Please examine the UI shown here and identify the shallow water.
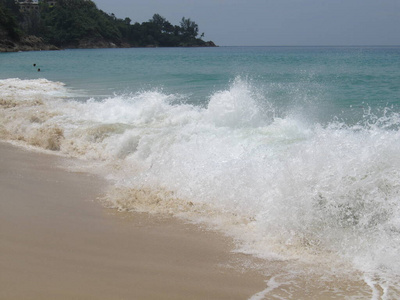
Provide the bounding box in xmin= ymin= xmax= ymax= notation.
xmin=1 ymin=47 xmax=400 ymax=299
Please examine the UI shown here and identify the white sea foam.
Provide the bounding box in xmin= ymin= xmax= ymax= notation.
xmin=248 ymin=276 xmax=283 ymax=300
xmin=1 ymin=77 xmax=400 ymax=296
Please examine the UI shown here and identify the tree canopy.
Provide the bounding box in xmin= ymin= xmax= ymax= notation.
xmin=0 ymin=0 xmax=23 ymax=40
xmin=0 ymin=0 xmax=216 ymax=49
xmin=180 ymin=17 xmax=198 ymax=38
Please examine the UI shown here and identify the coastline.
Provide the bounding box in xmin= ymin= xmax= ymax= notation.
xmin=0 ymin=43 xmax=217 ymax=53
xmin=0 ymin=35 xmax=60 ymax=53
xmin=0 ymin=141 xmax=265 ymax=300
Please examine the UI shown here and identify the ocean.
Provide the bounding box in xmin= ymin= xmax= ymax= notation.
xmin=1 ymin=46 xmax=400 ymax=299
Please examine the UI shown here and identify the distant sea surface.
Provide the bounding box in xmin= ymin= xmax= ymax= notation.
xmin=1 ymin=47 xmax=400 ymax=299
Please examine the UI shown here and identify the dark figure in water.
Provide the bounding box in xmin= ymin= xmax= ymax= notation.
xmin=33 ymin=63 xmax=36 ymax=67
xmin=37 ymin=68 xmax=40 ymax=72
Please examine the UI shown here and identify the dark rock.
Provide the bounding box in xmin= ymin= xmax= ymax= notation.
xmin=0 ymin=35 xmax=59 ymax=52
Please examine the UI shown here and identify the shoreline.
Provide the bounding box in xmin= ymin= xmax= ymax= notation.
xmin=0 ymin=141 xmax=384 ymax=299
xmin=0 ymin=44 xmax=218 ymax=53
xmin=0 ymin=36 xmax=217 ymax=53
xmin=0 ymin=141 xmax=266 ymax=299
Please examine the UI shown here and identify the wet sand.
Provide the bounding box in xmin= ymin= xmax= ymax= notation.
xmin=0 ymin=142 xmax=265 ymax=300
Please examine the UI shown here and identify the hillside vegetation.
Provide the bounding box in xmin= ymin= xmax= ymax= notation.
xmin=0 ymin=0 xmax=216 ymax=51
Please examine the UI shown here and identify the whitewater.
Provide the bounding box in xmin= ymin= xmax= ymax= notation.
xmin=1 ymin=46 xmax=400 ymax=299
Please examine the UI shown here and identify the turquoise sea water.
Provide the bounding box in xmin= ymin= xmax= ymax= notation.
xmin=2 ymin=47 xmax=399 ymax=119
xmin=1 ymin=47 xmax=400 ymax=298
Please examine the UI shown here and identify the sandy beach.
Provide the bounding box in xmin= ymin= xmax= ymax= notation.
xmin=0 ymin=141 xmax=265 ymax=300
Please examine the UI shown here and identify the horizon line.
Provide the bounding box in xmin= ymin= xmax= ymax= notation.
xmin=218 ymin=45 xmax=400 ymax=47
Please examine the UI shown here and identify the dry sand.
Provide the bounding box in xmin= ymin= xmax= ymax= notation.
xmin=0 ymin=142 xmax=266 ymax=300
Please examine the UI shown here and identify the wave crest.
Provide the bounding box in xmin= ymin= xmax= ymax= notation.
xmin=1 ymin=77 xmax=400 ymax=291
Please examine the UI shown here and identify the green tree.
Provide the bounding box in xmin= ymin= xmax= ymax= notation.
xmin=1 ymin=0 xmax=215 ymax=50
xmin=40 ymin=0 xmax=122 ymax=46
xmin=150 ymin=13 xmax=174 ymax=34
xmin=0 ymin=0 xmax=22 ymax=40
xmin=180 ymin=17 xmax=198 ymax=38
xmin=124 ymin=17 xmax=131 ymax=25
xmin=150 ymin=14 xmax=165 ymax=28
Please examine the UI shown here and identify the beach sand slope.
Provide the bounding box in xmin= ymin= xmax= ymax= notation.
xmin=0 ymin=142 xmax=265 ymax=300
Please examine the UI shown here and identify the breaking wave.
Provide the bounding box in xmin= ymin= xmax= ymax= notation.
xmin=1 ymin=77 xmax=400 ymax=297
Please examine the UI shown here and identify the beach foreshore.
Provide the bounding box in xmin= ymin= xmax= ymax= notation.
xmin=0 ymin=141 xmax=265 ymax=300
